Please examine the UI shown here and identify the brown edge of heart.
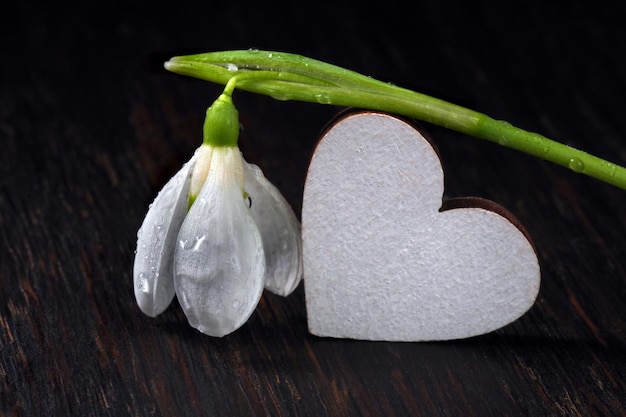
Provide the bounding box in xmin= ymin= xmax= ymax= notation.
xmin=313 ymin=109 xmax=536 ymax=249
xmin=440 ymin=197 xmax=535 ymax=248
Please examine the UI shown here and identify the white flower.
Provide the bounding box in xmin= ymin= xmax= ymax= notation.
xmin=133 ymin=94 xmax=302 ymax=337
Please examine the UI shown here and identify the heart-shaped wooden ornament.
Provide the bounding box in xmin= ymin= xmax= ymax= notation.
xmin=302 ymin=112 xmax=540 ymax=341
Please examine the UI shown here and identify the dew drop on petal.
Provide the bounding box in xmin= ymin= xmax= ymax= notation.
xmin=137 ymin=273 xmax=150 ymax=293
xmin=192 ymin=235 xmax=206 ymax=251
xmin=152 ymin=223 xmax=164 ymax=242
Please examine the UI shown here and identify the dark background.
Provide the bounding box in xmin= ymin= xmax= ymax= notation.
xmin=2 ymin=0 xmax=626 ymax=416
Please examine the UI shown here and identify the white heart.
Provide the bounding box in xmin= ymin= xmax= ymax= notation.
xmin=302 ymin=112 xmax=540 ymax=341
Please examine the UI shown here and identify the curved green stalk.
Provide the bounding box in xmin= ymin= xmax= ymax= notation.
xmin=164 ymin=49 xmax=626 ymax=190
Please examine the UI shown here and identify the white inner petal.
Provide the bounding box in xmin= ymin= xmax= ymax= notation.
xmin=174 ymin=148 xmax=265 ymax=337
xmin=189 ymin=144 xmax=214 ymax=200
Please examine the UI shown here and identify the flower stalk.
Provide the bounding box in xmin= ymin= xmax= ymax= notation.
xmin=164 ymin=49 xmax=626 ymax=190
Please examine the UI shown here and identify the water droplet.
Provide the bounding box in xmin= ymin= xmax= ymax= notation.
xmin=267 ymin=53 xmax=273 ymax=58
xmin=226 ymin=63 xmax=238 ymax=72
xmin=542 ymin=145 xmax=550 ymax=154
xmin=269 ymin=93 xmax=291 ymax=101
xmin=192 ymin=235 xmax=206 ymax=251
xmin=314 ymin=93 xmax=332 ymax=104
xmin=496 ymin=121 xmax=512 ymax=145
xmin=248 ymin=47 xmax=259 ymax=53
xmin=138 ymin=273 xmax=150 ymax=293
xmin=152 ymin=223 xmax=164 ymax=242
xmin=607 ymin=163 xmax=617 ymax=177
xmin=229 ymin=256 xmax=242 ymax=274
xmin=568 ymin=157 xmax=585 ymax=173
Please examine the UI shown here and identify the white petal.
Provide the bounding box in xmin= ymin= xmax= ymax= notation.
xmin=174 ymin=148 xmax=265 ymax=337
xmin=189 ymin=144 xmax=214 ymax=199
xmin=133 ymin=155 xmax=196 ymax=317
xmin=244 ymin=160 xmax=303 ymax=296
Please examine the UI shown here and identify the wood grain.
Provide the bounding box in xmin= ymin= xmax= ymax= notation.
xmin=1 ymin=1 xmax=625 ymax=416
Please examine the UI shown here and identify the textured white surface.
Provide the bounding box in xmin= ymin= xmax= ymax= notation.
xmin=302 ymin=113 xmax=540 ymax=341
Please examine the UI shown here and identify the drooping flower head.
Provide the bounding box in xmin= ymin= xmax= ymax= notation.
xmin=134 ymin=90 xmax=302 ymax=337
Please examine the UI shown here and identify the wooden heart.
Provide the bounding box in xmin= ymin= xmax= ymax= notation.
xmin=302 ymin=112 xmax=540 ymax=341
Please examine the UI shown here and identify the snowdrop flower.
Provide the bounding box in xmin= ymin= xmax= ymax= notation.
xmin=133 ymin=92 xmax=302 ymax=337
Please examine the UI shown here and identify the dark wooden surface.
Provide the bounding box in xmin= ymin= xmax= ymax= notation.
xmin=2 ymin=1 xmax=626 ymax=416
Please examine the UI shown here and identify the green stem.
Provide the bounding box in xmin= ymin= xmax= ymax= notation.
xmin=164 ymin=49 xmax=626 ymax=190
